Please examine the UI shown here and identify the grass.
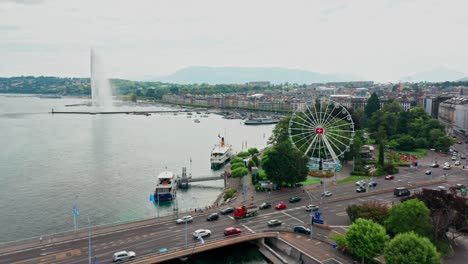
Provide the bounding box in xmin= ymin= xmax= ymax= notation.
xmin=300 ymin=178 xmax=321 ymax=185
xmin=337 ymin=175 xmax=371 ymax=185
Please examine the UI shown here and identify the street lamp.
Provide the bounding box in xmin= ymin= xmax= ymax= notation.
xmin=304 ymin=189 xmax=314 ymax=239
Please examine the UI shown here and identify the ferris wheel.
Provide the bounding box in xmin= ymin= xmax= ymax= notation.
xmin=288 ymin=98 xmax=355 ymax=171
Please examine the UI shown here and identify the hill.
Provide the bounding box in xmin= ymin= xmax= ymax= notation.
xmin=401 ymin=67 xmax=466 ymax=82
xmin=151 ymin=66 xmax=353 ymax=84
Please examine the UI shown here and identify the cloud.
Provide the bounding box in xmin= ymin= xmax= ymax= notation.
xmin=0 ymin=0 xmax=45 ymax=4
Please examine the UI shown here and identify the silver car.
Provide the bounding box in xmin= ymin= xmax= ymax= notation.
xmin=176 ymin=215 xmax=193 ymax=224
xmin=113 ymin=251 xmax=136 ymax=262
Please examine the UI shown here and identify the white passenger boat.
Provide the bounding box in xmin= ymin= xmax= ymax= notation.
xmin=210 ymin=137 xmax=233 ymax=169
xmin=154 ymin=171 xmax=176 ymax=201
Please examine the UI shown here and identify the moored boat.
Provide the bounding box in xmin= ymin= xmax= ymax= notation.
xmin=210 ymin=137 xmax=233 ymax=169
xmin=244 ymin=118 xmax=279 ymax=125
xmin=154 ymin=171 xmax=176 ymax=201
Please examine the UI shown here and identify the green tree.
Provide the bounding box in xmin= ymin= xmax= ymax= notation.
xmin=346 ymin=201 xmax=390 ymax=225
xmin=346 ymin=218 xmax=389 ymax=263
xmin=396 ymin=135 xmax=416 ymax=151
xmin=384 ymin=232 xmax=440 ymax=264
xmin=262 ymin=141 xmax=308 ymax=186
xmin=268 ymin=116 xmax=291 ymax=145
xmin=364 ymin=92 xmax=380 ymax=119
xmin=251 ymin=155 xmax=259 ymax=166
xmin=378 ymin=141 xmax=385 ymax=167
xmin=247 ymin=148 xmax=259 ymax=155
xmin=385 ymin=199 xmax=433 ymax=238
xmin=231 ymin=167 xmax=248 ymax=178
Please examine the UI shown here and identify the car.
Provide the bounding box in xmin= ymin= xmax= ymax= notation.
xmin=321 ymin=191 xmax=332 ymax=197
xmin=289 ymin=196 xmax=301 ymax=203
xmin=431 ymin=163 xmax=439 ymax=168
xmin=368 ymin=181 xmax=377 ymax=187
xmin=206 ymin=213 xmax=219 ymax=221
xmin=425 ymin=170 xmax=432 ymax=175
xmin=259 ymin=202 xmax=271 ymax=210
xmin=224 ymin=227 xmax=241 ymax=236
xmin=356 ymin=186 xmax=366 ymax=193
xmin=458 ymin=141 xmax=462 ymax=144
xmin=438 ymin=186 xmax=447 ymax=192
xmin=443 ymin=165 xmax=451 ymax=170
xmin=275 ymin=202 xmax=287 ymax=210
xmin=176 ymin=215 xmax=193 ymax=224
xmin=454 ymin=184 xmax=466 ymax=190
xmin=293 ymin=226 xmax=311 ymax=235
xmin=220 ymin=207 xmax=235 ymax=215
xmin=113 ymin=251 xmax=136 ymax=262
xmin=444 ymin=162 xmax=450 ymax=167
xmin=394 ymin=187 xmax=410 ymax=197
xmin=454 ymin=160 xmax=461 ymax=166
xmin=193 ymin=229 xmax=211 ymax=238
xmin=267 ymin=219 xmax=283 ymax=227
xmin=355 ymin=180 xmax=366 ymax=186
xmin=305 ymin=204 xmax=319 ymax=212
xmin=385 ymin=175 xmax=395 ymax=180
xmin=452 ymin=156 xmax=457 ymax=161
xmin=460 ymin=155 xmax=466 ymax=159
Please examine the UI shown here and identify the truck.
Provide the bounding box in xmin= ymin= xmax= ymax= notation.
xmin=233 ymin=205 xmax=259 ymax=219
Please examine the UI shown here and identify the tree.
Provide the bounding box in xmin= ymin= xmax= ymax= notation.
xmin=378 ymin=141 xmax=385 ymax=167
xmin=396 ymin=135 xmax=416 ymax=151
xmin=385 ymin=199 xmax=433 ymax=238
xmin=262 ymin=141 xmax=308 ymax=186
xmin=364 ymin=92 xmax=380 ymax=119
xmin=384 ymin=232 xmax=440 ymax=264
xmin=346 ymin=218 xmax=389 ymax=263
xmin=346 ymin=201 xmax=390 ymax=225
xmin=268 ymin=116 xmax=290 ymax=145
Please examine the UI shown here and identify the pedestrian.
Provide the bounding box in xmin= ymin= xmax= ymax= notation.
xmin=195 ymin=208 xmax=197 ymax=213
xmin=40 ymin=236 xmax=43 ymax=243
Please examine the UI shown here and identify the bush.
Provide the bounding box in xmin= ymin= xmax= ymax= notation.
xmin=251 ymin=155 xmax=259 ymax=166
xmin=248 ymin=148 xmax=259 ymax=155
xmin=223 ymin=188 xmax=237 ymax=201
xmin=230 ymin=157 xmax=243 ymax=164
xmin=231 ymin=167 xmax=249 ymax=178
xmin=236 ymin=151 xmax=250 ymax=158
xmin=231 ymin=162 xmax=245 ymax=170
xmin=247 ymin=159 xmax=256 ymax=171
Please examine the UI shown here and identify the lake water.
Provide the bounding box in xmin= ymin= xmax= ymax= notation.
xmin=0 ymin=95 xmax=274 ymax=243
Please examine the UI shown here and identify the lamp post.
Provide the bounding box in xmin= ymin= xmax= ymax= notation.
xmin=304 ymin=189 xmax=315 ymax=239
xmin=87 ymin=215 xmax=91 ymax=264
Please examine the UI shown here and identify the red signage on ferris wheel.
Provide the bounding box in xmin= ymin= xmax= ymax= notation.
xmin=315 ymin=127 xmax=325 ymax=134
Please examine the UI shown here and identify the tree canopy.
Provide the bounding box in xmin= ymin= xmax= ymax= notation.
xmin=346 ymin=218 xmax=390 ymax=262
xmin=364 ymin=92 xmax=380 ymax=119
xmin=384 ymin=232 xmax=440 ymax=264
xmin=385 ymin=199 xmax=433 ymax=238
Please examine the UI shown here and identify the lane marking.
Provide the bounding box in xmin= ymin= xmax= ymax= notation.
xmin=241 ymin=224 xmax=256 ymax=233
xmin=281 ymin=211 xmax=305 ymax=223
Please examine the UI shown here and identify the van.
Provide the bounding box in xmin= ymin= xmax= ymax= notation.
xmin=394 ymin=187 xmax=410 ymax=197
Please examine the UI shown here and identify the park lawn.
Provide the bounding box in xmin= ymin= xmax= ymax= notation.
xmin=337 ymin=175 xmax=371 ymax=185
xmin=300 ymin=178 xmax=321 ymax=185
xmin=395 ymin=149 xmax=427 ymax=155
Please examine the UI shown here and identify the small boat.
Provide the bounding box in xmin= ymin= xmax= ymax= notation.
xmin=210 ymin=137 xmax=233 ymax=170
xmin=194 ymin=119 xmax=200 ymax=123
xmin=244 ymin=118 xmax=279 ymax=125
xmin=154 ymin=171 xmax=176 ymax=201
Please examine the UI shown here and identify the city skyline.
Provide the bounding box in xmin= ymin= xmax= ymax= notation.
xmin=1 ymin=0 xmax=468 ymax=82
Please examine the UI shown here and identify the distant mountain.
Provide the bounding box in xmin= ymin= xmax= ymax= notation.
xmin=147 ymin=66 xmax=357 ymax=84
xmin=458 ymin=77 xmax=468 ymax=82
xmin=401 ymin=67 xmax=466 ymax=82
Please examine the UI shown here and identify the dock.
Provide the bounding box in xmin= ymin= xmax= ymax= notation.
xmin=50 ymin=109 xmax=206 ymax=115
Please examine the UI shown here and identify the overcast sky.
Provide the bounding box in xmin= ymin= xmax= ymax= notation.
xmin=1 ymin=0 xmax=468 ymax=81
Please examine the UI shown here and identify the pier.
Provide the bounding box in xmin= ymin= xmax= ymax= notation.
xmin=176 ymin=168 xmax=227 ymax=189
xmin=50 ymin=109 xmax=208 ymax=115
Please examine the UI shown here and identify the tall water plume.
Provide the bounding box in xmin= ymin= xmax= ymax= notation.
xmin=90 ymin=49 xmax=114 ymax=110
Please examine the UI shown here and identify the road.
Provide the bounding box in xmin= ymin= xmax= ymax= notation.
xmin=2 ymin=145 xmax=466 ymax=263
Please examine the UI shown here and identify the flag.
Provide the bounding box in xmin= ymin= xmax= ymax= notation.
xmin=197 ymin=234 xmax=204 ymax=244
xmin=73 ymin=205 xmax=80 ymax=217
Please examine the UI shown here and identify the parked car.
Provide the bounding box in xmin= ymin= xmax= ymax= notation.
xmin=193 ymin=229 xmax=211 ymax=238
xmin=368 ymin=181 xmax=377 ymax=187
xmin=206 ymin=213 xmax=219 ymax=221
xmin=460 ymin=154 xmax=466 ymax=159
xmin=305 ymin=204 xmax=319 ymax=212
xmin=275 ymin=202 xmax=287 ymax=210
xmin=321 ymin=191 xmax=333 ymax=197
xmin=444 ymin=162 xmax=451 ymax=167
xmin=220 ymin=207 xmax=235 ymax=215
xmin=458 ymin=141 xmax=462 ymax=144
xmin=113 ymin=251 xmax=136 ymax=262
xmin=443 ymin=165 xmax=451 ymax=170
xmin=452 ymin=156 xmax=457 ymax=161
xmin=259 ymin=202 xmax=272 ymax=210
xmin=425 ymin=170 xmax=432 ymax=175
xmin=454 ymin=160 xmax=461 ymax=166
xmin=355 ymin=180 xmax=366 ymax=186
xmin=431 ymin=163 xmax=439 ymax=168
xmin=385 ymin=175 xmax=395 ymax=180
xmin=293 ymin=226 xmax=311 ymax=234
xmin=224 ymin=227 xmax=241 ymax=236
xmin=394 ymin=187 xmax=410 ymax=197
xmin=454 ymin=184 xmax=466 ymax=190
xmin=176 ymin=215 xmax=193 ymax=224
xmin=356 ymin=186 xmax=366 ymax=193
xmin=267 ymin=219 xmax=283 ymax=227
xmin=289 ymin=196 xmax=301 ymax=203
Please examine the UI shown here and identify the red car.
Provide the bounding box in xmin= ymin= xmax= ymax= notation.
xmin=275 ymin=202 xmax=287 ymax=210
xmin=385 ymin=175 xmax=394 ymax=180
xmin=224 ymin=227 xmax=241 ymax=236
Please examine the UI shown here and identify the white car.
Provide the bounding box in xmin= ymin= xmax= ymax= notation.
xmin=355 ymin=180 xmax=366 ymax=186
xmin=176 ymin=215 xmax=193 ymax=224
xmin=113 ymin=251 xmax=136 ymax=262
xmin=193 ymin=229 xmax=211 ymax=238
xmin=452 ymin=156 xmax=457 ymax=161
xmin=454 ymin=160 xmax=461 ymax=166
xmin=321 ymin=191 xmax=333 ymax=197
xmin=444 ymin=162 xmax=450 ymax=167
xmin=443 ymin=165 xmax=451 ymax=170
xmin=305 ymin=204 xmax=319 ymax=212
